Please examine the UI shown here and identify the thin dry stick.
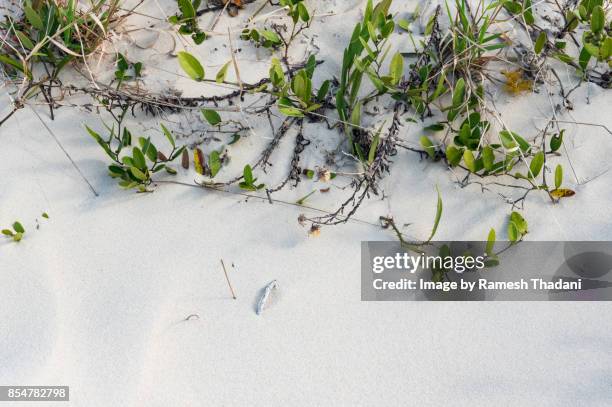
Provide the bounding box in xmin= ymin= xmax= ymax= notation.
xmin=248 ymin=0 xmax=270 ymax=23
xmin=220 ymin=259 xmax=237 ymax=299
xmin=227 ymin=27 xmax=243 ymax=97
xmin=29 ymin=106 xmax=99 ymax=197
xmin=209 ymin=0 xmax=231 ymax=31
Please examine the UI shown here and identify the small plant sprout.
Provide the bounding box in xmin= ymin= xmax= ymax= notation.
xmin=239 ymin=165 xmax=265 ymax=191
xmin=241 ymin=0 xmax=311 ymax=55
xmin=550 ymin=164 xmax=576 ymax=200
xmin=169 ymin=0 xmax=206 ymax=44
xmin=240 ymin=28 xmax=282 ymax=49
xmin=271 ymin=55 xmax=323 ymax=117
xmin=2 ymin=221 xmax=25 ymax=242
xmin=114 ymin=53 xmax=143 ymax=88
xmin=87 ymin=123 xmax=185 ymax=192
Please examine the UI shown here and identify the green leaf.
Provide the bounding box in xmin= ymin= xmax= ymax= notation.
xmin=130 ymin=166 xmax=148 ymax=181
xmin=484 ymin=255 xmax=500 ymax=267
xmin=550 ymin=130 xmax=563 ymax=152
xmin=555 ymin=52 xmax=575 ymax=65
xmin=389 ymin=52 xmax=403 ymax=85
xmin=25 ymin=6 xmax=44 ymax=30
xmin=2 ymin=229 xmax=14 ymax=236
xmin=426 ymin=186 xmax=443 ymax=242
xmin=431 ymin=72 xmax=447 ymax=101
xmin=368 ymin=133 xmax=380 ymax=164
xmin=261 ymin=30 xmax=281 ymax=44
xmin=508 ymin=221 xmax=519 ymax=242
xmin=192 ymin=32 xmax=206 ymax=45
xmin=503 ymin=1 xmax=523 ymax=14
xmin=12 ymin=221 xmax=25 ymax=234
xmin=278 ymin=105 xmax=304 ymax=117
xmin=510 ymin=211 xmax=528 ymax=234
xmin=140 ymin=137 xmax=158 ymax=162
xmin=578 ymin=47 xmax=592 ymax=70
xmin=243 ymin=164 xmax=254 ymax=185
xmin=0 ymin=55 xmax=25 ymax=73
xmin=590 ymin=5 xmax=604 ymax=33
xmin=584 ymin=42 xmax=600 ymax=58
xmin=317 ymin=80 xmax=330 ymax=101
xmin=446 ymin=146 xmax=462 ymax=166
xmin=177 ymin=51 xmax=204 ymax=81
xmin=452 ymin=77 xmax=465 ymax=109
xmin=398 ymin=18 xmax=410 ymax=31
xmin=463 ymin=149 xmax=476 ymax=172
xmin=420 ymin=136 xmax=435 ymax=159
xmin=482 ymin=146 xmax=494 ymax=171
xmin=122 ymin=128 xmax=132 ymax=147
xmin=424 ymin=123 xmax=445 ymax=131
xmin=486 ymin=228 xmax=496 ymax=255
xmin=555 ymin=164 xmax=563 ymax=189
xmin=116 ymin=53 xmax=129 ymax=71
xmin=304 ymin=55 xmax=316 ymax=79
xmin=601 ymin=37 xmax=612 ymax=60
xmin=160 ymin=123 xmax=175 ymax=148
xmin=523 ymin=0 xmax=535 ymax=25
xmin=350 ymin=102 xmax=361 ymax=126
xmin=297 ymin=2 xmax=310 ymax=22
xmin=291 ymin=72 xmax=308 ymax=102
xmin=229 ymin=133 xmax=241 ymax=145
xmin=132 ymin=147 xmax=147 ymax=170
xmin=178 ymin=0 xmax=196 ymax=18
xmin=529 ymin=151 xmax=544 ymax=178
xmin=216 ymin=61 xmax=231 ymax=83
xmin=15 ymin=31 xmax=34 ymax=49
xmin=202 ymin=109 xmax=222 ymax=125
xmin=535 ymin=31 xmax=547 ymax=54
xmin=86 ymin=126 xmax=114 ymax=160
xmin=42 ymin=212 xmax=49 ymax=219
xmin=209 ymin=150 xmax=221 ymax=177
xmin=499 ymin=130 xmax=519 ymax=151
xmin=13 ymin=232 xmax=23 ymax=242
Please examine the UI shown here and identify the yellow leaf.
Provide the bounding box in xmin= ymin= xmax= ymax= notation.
xmin=502 ymin=70 xmax=533 ymax=94
xmin=194 ymin=148 xmax=205 ymax=175
xmin=550 ymin=188 xmax=576 ymax=199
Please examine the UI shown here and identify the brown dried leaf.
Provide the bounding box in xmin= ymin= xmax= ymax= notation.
xmin=181 ymin=149 xmax=190 ymax=169
xmin=308 ymin=224 xmax=321 ymax=237
xmin=317 ymin=168 xmax=331 ymax=182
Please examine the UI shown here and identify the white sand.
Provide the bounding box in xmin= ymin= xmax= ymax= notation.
xmin=1 ymin=0 xmax=612 ymax=405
